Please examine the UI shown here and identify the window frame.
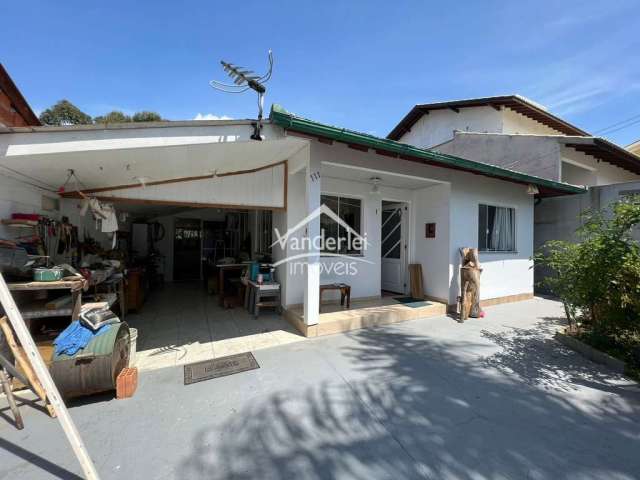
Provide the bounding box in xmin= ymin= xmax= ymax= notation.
xmin=478 ymin=203 xmax=517 ymax=253
xmin=320 ymin=193 xmax=364 ymax=256
xmin=255 ymin=210 xmax=272 ymax=255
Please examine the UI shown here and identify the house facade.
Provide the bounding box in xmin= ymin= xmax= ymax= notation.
xmin=0 ymin=104 xmax=583 ymax=333
xmin=387 ymin=95 xmax=640 ymax=291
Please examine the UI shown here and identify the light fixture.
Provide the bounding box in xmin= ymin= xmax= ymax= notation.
xmin=370 ymin=177 xmax=382 ymax=195
xmin=526 ymin=184 xmax=539 ymax=195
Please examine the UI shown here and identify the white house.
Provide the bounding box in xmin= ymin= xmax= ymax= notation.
xmin=387 ymin=95 xmax=640 ymax=187
xmin=0 ymin=104 xmax=584 ymax=339
xmin=386 ymin=95 xmax=640 ymax=290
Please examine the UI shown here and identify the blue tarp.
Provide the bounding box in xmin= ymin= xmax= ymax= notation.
xmin=53 ymin=320 xmax=111 ymax=356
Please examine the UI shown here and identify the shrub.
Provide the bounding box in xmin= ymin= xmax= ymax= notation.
xmin=534 ymin=195 xmax=640 ymax=336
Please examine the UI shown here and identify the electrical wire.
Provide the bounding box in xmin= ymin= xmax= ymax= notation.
xmin=0 ymin=163 xmax=58 ymax=192
xmin=0 ymin=170 xmax=58 ymax=193
xmin=596 ymin=117 xmax=640 ymax=136
xmin=593 ymin=112 xmax=640 ymax=135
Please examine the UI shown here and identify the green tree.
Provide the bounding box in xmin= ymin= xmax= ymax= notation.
xmin=132 ymin=111 xmax=162 ymax=122
xmin=534 ymin=195 xmax=640 ymax=335
xmin=39 ymin=99 xmax=93 ymax=125
xmin=94 ymin=110 xmax=131 ymax=124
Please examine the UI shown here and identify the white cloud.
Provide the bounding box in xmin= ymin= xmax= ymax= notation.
xmin=193 ymin=113 xmax=233 ymax=121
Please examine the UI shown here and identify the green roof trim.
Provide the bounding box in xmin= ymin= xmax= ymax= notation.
xmin=269 ymin=104 xmax=587 ymax=196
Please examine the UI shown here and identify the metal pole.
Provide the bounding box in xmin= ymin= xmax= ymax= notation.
xmin=0 ymin=273 xmax=100 ymax=480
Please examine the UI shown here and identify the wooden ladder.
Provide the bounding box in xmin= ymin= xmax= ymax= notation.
xmin=0 ymin=273 xmax=100 ymax=479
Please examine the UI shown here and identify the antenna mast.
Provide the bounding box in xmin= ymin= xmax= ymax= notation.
xmin=209 ymin=50 xmax=273 ymax=140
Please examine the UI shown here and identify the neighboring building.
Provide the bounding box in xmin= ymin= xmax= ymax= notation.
xmin=629 ymin=139 xmax=640 ymax=156
xmin=0 ymin=104 xmax=583 ymax=335
xmin=388 ymin=95 xmax=640 ymax=291
xmin=0 ymin=63 xmax=40 ymax=128
xmin=388 ymin=95 xmax=640 ymax=187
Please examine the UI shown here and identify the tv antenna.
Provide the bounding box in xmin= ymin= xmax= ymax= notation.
xmin=209 ymin=50 xmax=274 ymax=140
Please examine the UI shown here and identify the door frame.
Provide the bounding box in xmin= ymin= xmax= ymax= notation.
xmin=380 ymin=200 xmax=410 ymax=295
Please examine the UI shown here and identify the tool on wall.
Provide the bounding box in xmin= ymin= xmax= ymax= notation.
xmin=209 ymin=50 xmax=274 ymax=140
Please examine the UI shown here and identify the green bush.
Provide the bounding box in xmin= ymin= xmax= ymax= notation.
xmin=534 ymin=195 xmax=640 ymax=336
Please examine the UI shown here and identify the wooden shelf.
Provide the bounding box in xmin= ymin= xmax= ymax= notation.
xmin=7 ymin=279 xmax=86 ymax=291
xmin=2 ymin=219 xmax=37 ymax=228
xmin=20 ymin=293 xmax=117 ymax=320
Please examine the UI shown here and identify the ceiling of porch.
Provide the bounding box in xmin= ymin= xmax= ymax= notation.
xmin=0 ymin=131 xmax=307 ymax=192
xmin=321 ymin=161 xmax=442 ymax=190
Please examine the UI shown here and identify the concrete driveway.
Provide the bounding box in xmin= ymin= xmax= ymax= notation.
xmin=1 ymin=297 xmax=639 ymax=479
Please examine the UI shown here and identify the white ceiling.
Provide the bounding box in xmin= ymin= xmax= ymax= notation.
xmin=321 ymin=162 xmax=441 ymax=190
xmin=0 ymin=136 xmax=306 ymax=192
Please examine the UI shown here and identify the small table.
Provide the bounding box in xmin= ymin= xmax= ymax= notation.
xmin=319 ymin=283 xmax=351 ymax=312
xmin=244 ymin=279 xmax=281 ymax=318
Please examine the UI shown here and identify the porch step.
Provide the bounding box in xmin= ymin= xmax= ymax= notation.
xmin=284 ymin=300 xmax=447 ymax=337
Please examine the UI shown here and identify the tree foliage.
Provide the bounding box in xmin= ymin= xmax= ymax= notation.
xmin=132 ymin=111 xmax=162 ymax=122
xmin=94 ymin=110 xmax=131 ymax=124
xmin=534 ymin=195 xmax=640 ymax=335
xmin=39 ymin=101 xmax=164 ymax=126
xmin=39 ymin=99 xmax=93 ymax=126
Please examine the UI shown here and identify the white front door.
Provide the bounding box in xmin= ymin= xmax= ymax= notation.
xmin=381 ymin=203 xmax=407 ymax=294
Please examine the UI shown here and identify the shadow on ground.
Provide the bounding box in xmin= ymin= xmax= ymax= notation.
xmin=177 ymin=315 xmax=640 ymax=480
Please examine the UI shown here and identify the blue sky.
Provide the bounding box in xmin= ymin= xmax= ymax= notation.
xmin=3 ymin=1 xmax=640 ymax=145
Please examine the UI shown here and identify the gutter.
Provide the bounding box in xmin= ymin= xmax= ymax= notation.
xmin=270 ymin=104 xmax=586 ymax=196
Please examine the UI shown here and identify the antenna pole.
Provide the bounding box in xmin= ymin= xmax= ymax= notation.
xmin=251 ymin=91 xmax=265 ymax=141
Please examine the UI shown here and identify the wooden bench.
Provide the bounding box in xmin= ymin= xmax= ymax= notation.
xmin=319 ymin=283 xmax=351 ymax=312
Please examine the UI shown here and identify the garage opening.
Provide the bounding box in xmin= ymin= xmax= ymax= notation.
xmin=98 ymin=202 xmax=301 ymax=371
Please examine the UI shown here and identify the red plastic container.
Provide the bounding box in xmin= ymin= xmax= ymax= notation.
xmin=11 ymin=213 xmax=40 ymax=221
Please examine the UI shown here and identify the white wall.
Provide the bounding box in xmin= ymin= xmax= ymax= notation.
xmin=0 ymin=175 xmax=59 ymax=240
xmin=399 ymin=105 xmax=567 ymax=149
xmin=561 ymin=146 xmax=639 ymax=186
xmin=449 ymin=177 xmax=534 ymax=302
xmin=412 ymin=183 xmax=451 ymax=301
xmin=276 ymin=169 xmax=307 ymax=306
xmin=501 ymin=108 xmax=563 ymax=136
xmin=561 ymin=161 xmax=595 ymax=186
xmin=400 ymin=106 xmax=503 ymax=148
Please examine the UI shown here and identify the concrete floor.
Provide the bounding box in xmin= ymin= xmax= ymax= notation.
xmin=128 ymin=282 xmax=304 ymax=371
xmin=2 ymin=297 xmax=640 ymax=479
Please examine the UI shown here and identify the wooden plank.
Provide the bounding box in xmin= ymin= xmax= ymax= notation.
xmin=0 ymin=275 xmax=101 ymax=480
xmin=408 ymin=264 xmax=424 ymax=300
xmin=7 ymin=279 xmax=85 ymax=291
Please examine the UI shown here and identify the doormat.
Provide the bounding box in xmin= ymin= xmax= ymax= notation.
xmin=394 ymin=296 xmax=432 ymax=308
xmin=184 ymin=352 xmax=259 ymax=385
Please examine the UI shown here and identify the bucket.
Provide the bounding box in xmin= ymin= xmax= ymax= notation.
xmin=128 ymin=328 xmax=138 ymax=367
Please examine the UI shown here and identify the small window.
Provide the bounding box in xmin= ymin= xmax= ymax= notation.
xmin=320 ymin=195 xmax=362 ymax=254
xmin=478 ymin=204 xmax=516 ymax=252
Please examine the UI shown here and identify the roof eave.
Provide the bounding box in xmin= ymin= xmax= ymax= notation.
xmin=386 ymin=95 xmax=589 ymax=140
xmin=0 ymin=63 xmax=41 ymax=127
xmin=270 ymin=104 xmax=586 ymax=197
